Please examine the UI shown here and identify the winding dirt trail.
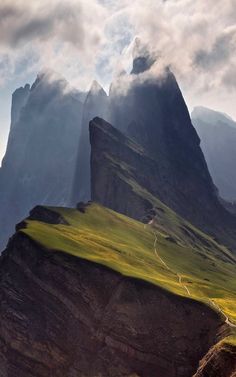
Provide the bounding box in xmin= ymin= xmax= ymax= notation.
xmin=177 ymin=274 xmax=191 ymax=296
xmin=209 ymin=299 xmax=236 ymax=328
xmin=153 ymin=231 xmax=191 ymax=296
xmin=145 ymin=222 xmax=236 ymax=328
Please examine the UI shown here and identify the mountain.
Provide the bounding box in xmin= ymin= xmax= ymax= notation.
xmin=1 ymin=112 xmax=236 ymax=376
xmin=90 ymin=113 xmax=236 ymax=252
xmin=71 ymin=80 xmax=108 ymax=204
xmin=72 ymin=48 xmax=217 ymax=217
xmin=0 ymin=70 xmax=83 ymax=250
xmin=192 ymin=106 xmax=236 ymax=202
xmin=107 ymin=58 xmax=226 ymax=230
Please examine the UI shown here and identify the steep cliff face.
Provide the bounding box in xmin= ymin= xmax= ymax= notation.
xmin=108 ymin=58 xmax=220 ymax=226
xmin=71 ymin=81 xmax=108 ymax=204
xmin=0 ymin=227 xmax=224 ymax=377
xmin=90 ymin=117 xmax=161 ymax=220
xmin=192 ymin=106 xmax=236 ymax=202
xmin=0 ymin=71 xmax=83 ymax=250
xmin=90 ymin=117 xmax=236 ymax=251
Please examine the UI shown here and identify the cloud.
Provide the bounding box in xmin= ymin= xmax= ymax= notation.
xmin=222 ymin=64 xmax=236 ymax=90
xmin=121 ymin=0 xmax=236 ymax=93
xmin=0 ymin=0 xmax=236 ymax=106
xmin=193 ymin=26 xmax=236 ymax=71
xmin=0 ymin=0 xmax=108 ymax=89
xmin=0 ymin=0 xmax=105 ymax=49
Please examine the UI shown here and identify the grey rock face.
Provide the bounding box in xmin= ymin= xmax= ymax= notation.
xmin=107 ymin=58 xmax=220 ymax=225
xmin=90 ymin=117 xmax=160 ymax=221
xmin=0 ymin=71 xmax=83 ymax=250
xmin=90 ymin=117 xmax=236 ymax=252
xmin=192 ymin=106 xmax=236 ymax=201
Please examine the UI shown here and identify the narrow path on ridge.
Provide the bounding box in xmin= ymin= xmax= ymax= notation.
xmin=152 ymin=227 xmax=191 ymax=296
xmin=144 ymin=221 xmax=236 ymax=328
xmin=209 ymin=299 xmax=236 ymax=328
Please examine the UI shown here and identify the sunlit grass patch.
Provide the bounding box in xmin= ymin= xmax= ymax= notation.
xmin=22 ymin=202 xmax=236 ymax=344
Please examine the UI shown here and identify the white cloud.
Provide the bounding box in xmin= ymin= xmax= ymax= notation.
xmin=0 ymin=0 xmax=236 ymax=111
xmin=0 ymin=0 xmax=108 ymax=89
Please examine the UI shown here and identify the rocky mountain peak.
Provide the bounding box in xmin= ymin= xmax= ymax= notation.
xmin=131 ymin=37 xmax=156 ymax=74
xmin=89 ymin=80 xmax=107 ymax=96
xmin=10 ymin=84 xmax=30 ymax=128
xmin=131 ymin=55 xmax=156 ymax=75
xmin=30 ymin=69 xmax=71 ymax=95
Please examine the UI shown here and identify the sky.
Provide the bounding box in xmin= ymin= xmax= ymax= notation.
xmin=0 ymin=0 xmax=236 ymax=161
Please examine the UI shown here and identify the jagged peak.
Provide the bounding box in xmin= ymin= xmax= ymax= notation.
xmin=90 ymin=117 xmax=144 ymax=155
xmin=31 ymin=69 xmax=70 ymax=92
xmin=37 ymin=68 xmax=65 ymax=82
xmin=89 ymin=80 xmax=107 ymax=96
xmin=131 ymin=37 xmax=156 ymax=74
xmin=90 ymin=117 xmax=117 ymax=136
xmin=90 ymin=118 xmax=121 ymax=152
xmin=13 ymin=83 xmax=30 ymax=97
xmin=24 ymin=83 xmax=30 ymax=91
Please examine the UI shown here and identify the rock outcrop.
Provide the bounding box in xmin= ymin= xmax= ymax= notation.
xmin=0 ymin=228 xmax=224 ymax=377
xmin=28 ymin=206 xmax=69 ymax=225
xmin=193 ymin=340 xmax=236 ymax=377
xmin=0 ymin=70 xmax=83 ymax=250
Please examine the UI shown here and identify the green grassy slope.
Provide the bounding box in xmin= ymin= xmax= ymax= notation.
xmin=21 ymin=202 xmax=236 ymax=335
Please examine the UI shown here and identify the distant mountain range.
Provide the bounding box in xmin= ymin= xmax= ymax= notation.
xmin=192 ymin=106 xmax=236 ymax=202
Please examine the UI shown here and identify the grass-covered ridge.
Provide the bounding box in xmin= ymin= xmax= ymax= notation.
xmin=21 ymin=202 xmax=236 ymax=333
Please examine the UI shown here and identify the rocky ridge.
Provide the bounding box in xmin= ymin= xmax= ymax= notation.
xmin=90 ymin=117 xmax=236 ymax=252
xmin=0 ymin=214 xmax=226 ymax=377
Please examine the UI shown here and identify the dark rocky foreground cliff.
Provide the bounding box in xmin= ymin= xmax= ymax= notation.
xmin=0 ymin=229 xmax=226 ymax=377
